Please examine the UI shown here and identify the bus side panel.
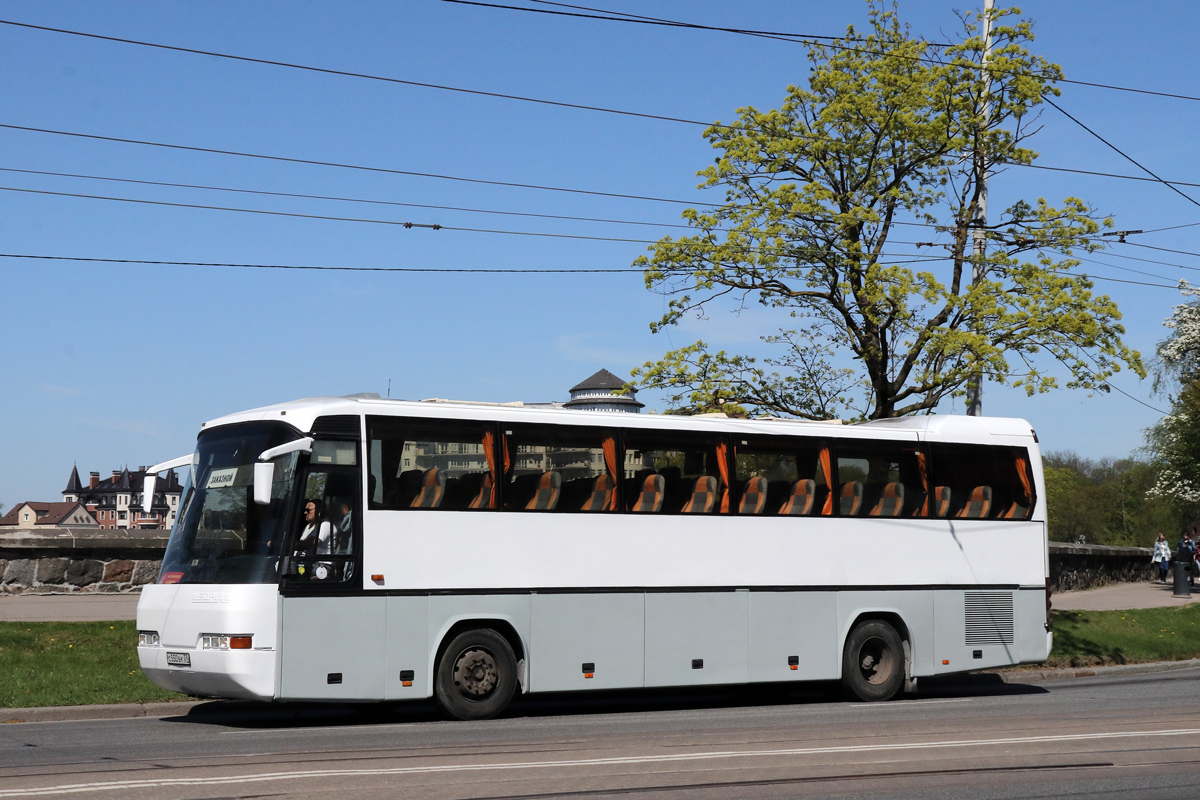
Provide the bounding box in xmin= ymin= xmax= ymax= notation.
xmin=645 ymin=592 xmax=748 ymax=687
xmin=385 ymin=594 xmax=431 ymax=701
xmin=279 ymin=595 xmax=386 ymax=700
xmin=837 ymin=591 xmax=935 ymax=678
xmin=932 ymin=589 xmax=1025 ymax=673
xmin=530 ymin=593 xmax=645 ymax=692
xmin=748 ymin=591 xmax=838 ymax=682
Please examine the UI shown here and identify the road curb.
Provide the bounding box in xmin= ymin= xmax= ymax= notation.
xmin=1 ymin=701 xmax=202 ymax=724
xmin=993 ymin=658 xmax=1200 ymax=683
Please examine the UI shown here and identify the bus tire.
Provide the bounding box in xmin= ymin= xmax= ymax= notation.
xmin=841 ymin=619 xmax=904 ymax=702
xmin=435 ymin=628 xmax=518 ymax=721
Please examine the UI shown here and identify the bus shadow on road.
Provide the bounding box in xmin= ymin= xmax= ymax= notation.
xmin=163 ymin=676 xmax=1045 ymax=729
xmin=915 ymin=672 xmax=1050 ymax=699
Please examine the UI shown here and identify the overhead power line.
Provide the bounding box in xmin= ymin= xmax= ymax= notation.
xmin=0 ymin=184 xmax=964 ymax=257
xmin=0 ymin=122 xmax=705 ymax=205
xmin=0 ymin=18 xmax=718 ymax=129
xmin=450 ymin=0 xmax=1200 ymax=103
xmin=1046 ymin=98 xmax=1200 ymax=211
xmin=0 ymin=166 xmax=702 ymax=231
xmin=0 ymin=251 xmax=1175 ymax=290
xmin=0 ymin=251 xmax=949 ymax=273
xmin=7 ymin=121 xmax=1200 ymax=222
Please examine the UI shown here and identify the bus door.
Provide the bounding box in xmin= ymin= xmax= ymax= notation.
xmin=278 ymin=441 xmax=386 ymax=700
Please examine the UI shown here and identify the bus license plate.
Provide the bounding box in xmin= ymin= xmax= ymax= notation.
xmin=165 ymin=652 xmax=191 ymax=667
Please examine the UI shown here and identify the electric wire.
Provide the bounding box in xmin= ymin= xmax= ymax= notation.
xmin=446 ymin=0 xmax=1200 ymax=103
xmin=0 ymin=166 xmax=704 ymax=231
xmin=0 ymin=122 xmax=708 ymax=205
xmin=8 ymin=120 xmax=1196 ymax=214
xmin=0 ymin=251 xmax=949 ymax=273
xmin=1045 ymin=98 xmax=1200 ymax=210
xmin=0 ymin=19 xmax=720 ymax=130
xmin=0 ymin=184 xmax=965 ymax=257
xmin=0 ymin=251 xmax=1175 ymax=290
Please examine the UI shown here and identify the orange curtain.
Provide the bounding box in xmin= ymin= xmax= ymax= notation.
xmin=916 ymin=449 xmax=930 ymax=517
xmin=602 ymin=436 xmax=619 ymax=511
xmin=819 ymin=446 xmax=834 ymax=516
xmin=715 ymin=439 xmax=730 ymax=513
xmin=1015 ymin=455 xmax=1033 ymax=509
xmin=481 ymin=430 xmax=497 ymax=509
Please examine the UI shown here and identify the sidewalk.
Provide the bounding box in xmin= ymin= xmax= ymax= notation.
xmin=1052 ymin=580 xmax=1197 ymax=612
xmin=0 ymin=593 xmax=141 ymax=622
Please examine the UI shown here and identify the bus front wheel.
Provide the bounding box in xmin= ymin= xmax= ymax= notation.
xmin=841 ymin=620 xmax=904 ymax=702
xmin=435 ymin=629 xmax=518 ymax=721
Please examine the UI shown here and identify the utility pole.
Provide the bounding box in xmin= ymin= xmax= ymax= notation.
xmin=966 ymin=0 xmax=994 ymax=417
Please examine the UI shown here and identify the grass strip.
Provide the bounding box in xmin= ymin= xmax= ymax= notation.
xmin=1048 ymin=603 xmax=1200 ymax=667
xmin=0 ymin=620 xmax=186 ymax=708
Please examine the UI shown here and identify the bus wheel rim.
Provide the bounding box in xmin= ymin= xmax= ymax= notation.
xmin=857 ymin=636 xmax=894 ymax=685
xmin=453 ymin=648 xmax=499 ymax=698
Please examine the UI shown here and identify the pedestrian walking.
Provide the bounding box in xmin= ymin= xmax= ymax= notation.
xmin=1153 ymin=533 xmax=1172 ymax=584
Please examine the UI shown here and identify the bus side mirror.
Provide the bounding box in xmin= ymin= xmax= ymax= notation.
xmin=253 ymin=437 xmax=313 ymax=505
xmin=253 ymin=462 xmax=275 ymax=505
xmin=143 ymin=476 xmax=157 ymax=514
xmin=143 ymin=454 xmax=193 ymax=514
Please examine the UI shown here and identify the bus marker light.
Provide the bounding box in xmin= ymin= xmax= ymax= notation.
xmin=582 ymin=662 xmax=595 ymax=678
xmin=942 ymin=659 xmax=950 ymax=665
xmin=372 ymin=574 xmax=384 ymax=583
xmin=400 ymin=670 xmax=414 ymax=687
xmin=230 ymin=636 xmax=252 ymax=650
xmin=787 ymin=656 xmax=799 ymax=670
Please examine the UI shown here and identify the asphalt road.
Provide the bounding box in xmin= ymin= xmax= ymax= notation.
xmin=2 ymin=670 xmax=1199 ymax=800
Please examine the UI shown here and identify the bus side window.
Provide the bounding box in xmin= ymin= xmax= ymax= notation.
xmin=366 ymin=417 xmax=499 ymax=511
xmin=501 ymin=425 xmax=617 ymax=513
xmin=836 ymin=441 xmax=925 ymax=518
xmin=927 ymin=443 xmax=1035 ymax=521
xmin=622 ymin=433 xmax=728 ymax=514
xmin=733 ymin=437 xmax=831 ymax=516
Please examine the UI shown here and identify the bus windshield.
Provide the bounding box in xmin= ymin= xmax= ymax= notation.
xmin=159 ymin=421 xmax=302 ymax=584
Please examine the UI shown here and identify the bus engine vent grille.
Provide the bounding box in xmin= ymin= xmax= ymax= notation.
xmin=311 ymin=415 xmax=361 ymax=440
xmin=964 ymin=591 xmax=1015 ymax=646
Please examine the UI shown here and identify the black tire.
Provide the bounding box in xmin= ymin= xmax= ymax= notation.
xmin=841 ymin=619 xmax=904 ymax=702
xmin=435 ymin=629 xmax=518 ymax=721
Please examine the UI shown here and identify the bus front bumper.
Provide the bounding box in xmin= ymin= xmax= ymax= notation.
xmin=139 ymin=646 xmax=276 ymax=700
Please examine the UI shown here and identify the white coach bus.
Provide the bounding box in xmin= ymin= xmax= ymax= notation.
xmin=136 ymin=394 xmax=1051 ymax=720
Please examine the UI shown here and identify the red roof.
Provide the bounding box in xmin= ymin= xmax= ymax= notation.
xmin=0 ymin=501 xmax=96 ymax=526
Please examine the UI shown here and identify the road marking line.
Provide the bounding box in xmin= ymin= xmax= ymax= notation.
xmin=6 ymin=727 xmax=1199 ymax=796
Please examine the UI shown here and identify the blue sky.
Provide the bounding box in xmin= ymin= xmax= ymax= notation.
xmin=2 ymin=1 xmax=1198 ymax=509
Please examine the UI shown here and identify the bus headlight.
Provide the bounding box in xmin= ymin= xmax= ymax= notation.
xmin=200 ymin=634 xmax=252 ymax=650
xmin=138 ymin=631 xmax=160 ymax=647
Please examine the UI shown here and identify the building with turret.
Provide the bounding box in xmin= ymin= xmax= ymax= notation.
xmin=62 ymin=465 xmax=183 ymax=530
xmin=563 ymin=369 xmax=644 ymax=413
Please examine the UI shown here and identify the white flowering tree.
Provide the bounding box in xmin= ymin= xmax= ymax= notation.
xmin=1147 ymin=281 xmax=1200 ymax=508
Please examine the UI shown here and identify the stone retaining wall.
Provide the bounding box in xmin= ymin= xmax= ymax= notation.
xmin=0 ymin=528 xmax=166 ymax=594
xmin=1048 ymin=542 xmax=1155 ymax=592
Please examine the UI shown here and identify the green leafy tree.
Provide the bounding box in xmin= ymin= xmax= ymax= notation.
xmin=1044 ymin=452 xmax=1182 ymax=545
xmin=632 ymin=2 xmax=1143 ymax=419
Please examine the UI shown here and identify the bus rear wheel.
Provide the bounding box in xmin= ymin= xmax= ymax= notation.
xmin=841 ymin=620 xmax=904 ymax=702
xmin=435 ymin=629 xmax=518 ymax=721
